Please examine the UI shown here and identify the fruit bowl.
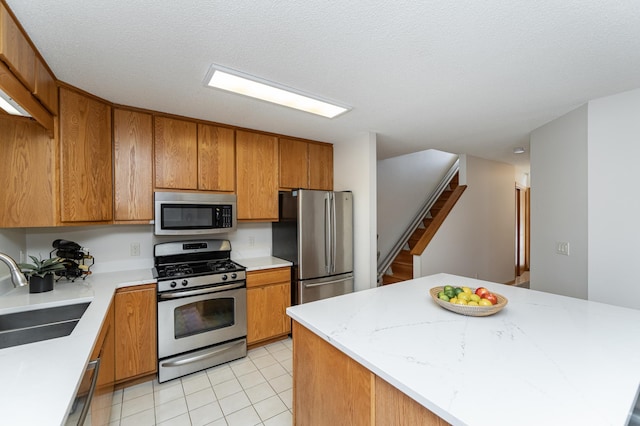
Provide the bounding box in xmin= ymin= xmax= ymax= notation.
xmin=429 ymin=286 xmax=508 ymax=317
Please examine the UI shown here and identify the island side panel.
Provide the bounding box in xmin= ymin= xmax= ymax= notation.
xmin=292 ymin=321 xmax=374 ymax=426
xmin=375 ymin=377 xmax=450 ymax=426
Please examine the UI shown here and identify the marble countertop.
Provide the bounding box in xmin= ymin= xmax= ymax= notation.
xmin=287 ymin=273 xmax=640 ymax=426
xmin=0 ymin=269 xmax=155 ymax=426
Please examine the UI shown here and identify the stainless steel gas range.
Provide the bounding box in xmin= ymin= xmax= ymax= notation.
xmin=153 ymin=239 xmax=247 ymax=383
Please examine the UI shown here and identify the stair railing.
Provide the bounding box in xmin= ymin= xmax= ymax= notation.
xmin=376 ymin=158 xmax=460 ymax=285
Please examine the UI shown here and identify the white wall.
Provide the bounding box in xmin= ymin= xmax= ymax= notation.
xmin=418 ymin=155 xmax=515 ymax=284
xmin=334 ymin=132 xmax=377 ymax=292
xmin=529 ymin=105 xmax=589 ymax=299
xmin=587 ymin=88 xmax=640 ymax=308
xmin=376 ymin=149 xmax=458 ymax=264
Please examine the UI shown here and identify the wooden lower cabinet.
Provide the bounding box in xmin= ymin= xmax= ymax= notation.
xmin=114 ymin=283 xmax=157 ymax=383
xmin=90 ymin=299 xmax=115 ymax=426
xmin=247 ymin=267 xmax=291 ymax=347
xmin=292 ymin=321 xmax=450 ymax=426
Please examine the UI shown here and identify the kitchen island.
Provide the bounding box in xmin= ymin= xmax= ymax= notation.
xmin=286 ymin=273 xmax=640 ymax=426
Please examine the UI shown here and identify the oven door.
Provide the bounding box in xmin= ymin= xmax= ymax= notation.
xmin=157 ymin=282 xmax=247 ymax=359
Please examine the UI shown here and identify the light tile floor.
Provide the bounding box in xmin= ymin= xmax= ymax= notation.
xmin=109 ymin=338 xmax=293 ymax=426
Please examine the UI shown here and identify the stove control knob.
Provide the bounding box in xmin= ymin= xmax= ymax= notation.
xmin=182 ymin=280 xmax=188 ymax=287
xmin=222 ymin=274 xmax=228 ymax=281
xmin=170 ymin=281 xmax=177 ymax=288
xmin=231 ymin=273 xmax=237 ymax=279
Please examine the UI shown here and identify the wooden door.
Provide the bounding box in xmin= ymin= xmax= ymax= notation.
xmin=308 ymin=142 xmax=333 ymax=190
xmin=154 ymin=116 xmax=197 ymax=189
xmin=0 ymin=115 xmax=56 ymax=227
xmin=59 ymin=87 xmax=113 ymax=222
xmin=115 ymin=284 xmax=157 ymax=382
xmin=113 ymin=108 xmax=153 ymax=222
xmin=235 ymin=130 xmax=279 ymax=220
xmin=279 ymin=138 xmax=308 ymax=189
xmin=198 ymin=124 xmax=235 ymax=191
xmin=0 ymin=4 xmax=36 ymax=91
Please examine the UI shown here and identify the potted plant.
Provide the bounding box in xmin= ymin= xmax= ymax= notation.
xmin=18 ymin=255 xmax=66 ymax=293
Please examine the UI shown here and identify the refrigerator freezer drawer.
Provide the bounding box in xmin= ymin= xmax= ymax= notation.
xmin=297 ymin=273 xmax=354 ymax=304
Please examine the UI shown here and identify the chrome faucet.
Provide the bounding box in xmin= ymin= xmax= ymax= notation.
xmin=0 ymin=252 xmax=28 ymax=288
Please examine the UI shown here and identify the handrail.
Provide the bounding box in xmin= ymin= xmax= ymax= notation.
xmin=376 ymin=158 xmax=460 ymax=285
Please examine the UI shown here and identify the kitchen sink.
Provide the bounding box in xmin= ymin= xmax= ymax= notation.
xmin=0 ymin=302 xmax=90 ymax=349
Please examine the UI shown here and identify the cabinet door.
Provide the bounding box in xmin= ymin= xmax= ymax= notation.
xmin=247 ymin=282 xmax=291 ymax=344
xmin=59 ymin=87 xmax=113 ymax=222
xmin=236 ymin=130 xmax=279 ymax=220
xmin=0 ymin=115 xmax=56 ymax=227
xmin=0 ymin=3 xmax=36 ymax=91
xmin=198 ymin=124 xmax=235 ymax=191
xmin=308 ymin=143 xmax=333 ymax=190
xmin=247 ymin=268 xmax=291 ymax=345
xmin=154 ymin=116 xmax=197 ymax=189
xmin=115 ymin=284 xmax=157 ymax=382
xmin=91 ymin=299 xmax=115 ymax=426
xmin=113 ymin=109 xmax=153 ymax=222
xmin=279 ymin=138 xmax=308 ymax=189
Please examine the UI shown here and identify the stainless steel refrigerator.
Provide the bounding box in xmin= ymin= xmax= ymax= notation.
xmin=272 ymin=189 xmax=354 ymax=304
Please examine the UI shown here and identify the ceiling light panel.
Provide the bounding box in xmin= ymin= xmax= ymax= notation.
xmin=205 ymin=65 xmax=350 ymax=119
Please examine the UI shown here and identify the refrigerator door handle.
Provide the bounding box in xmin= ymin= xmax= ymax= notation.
xmin=324 ymin=194 xmax=331 ymax=274
xmin=303 ymin=277 xmax=352 ymax=288
xmin=331 ymin=193 xmax=337 ymax=274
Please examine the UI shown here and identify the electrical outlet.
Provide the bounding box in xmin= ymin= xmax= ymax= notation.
xmin=556 ymin=242 xmax=570 ymax=256
xmin=248 ymin=236 xmax=255 ymax=247
xmin=130 ymin=242 xmax=141 ymax=257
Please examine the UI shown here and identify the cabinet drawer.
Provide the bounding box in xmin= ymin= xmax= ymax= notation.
xmin=247 ymin=267 xmax=290 ymax=288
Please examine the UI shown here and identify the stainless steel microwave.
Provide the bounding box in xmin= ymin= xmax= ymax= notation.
xmin=154 ymin=192 xmax=237 ymax=236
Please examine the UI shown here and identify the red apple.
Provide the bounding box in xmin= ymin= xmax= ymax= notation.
xmin=475 ymin=287 xmax=490 ymax=298
xmin=485 ymin=293 xmax=498 ymax=305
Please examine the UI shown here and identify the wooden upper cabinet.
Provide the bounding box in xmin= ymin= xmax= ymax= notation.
xmin=0 ymin=115 xmax=56 ymax=227
xmin=154 ymin=116 xmax=198 ymax=190
xmin=0 ymin=3 xmax=35 ymax=92
xmin=236 ymin=130 xmax=279 ymax=221
xmin=113 ymin=108 xmax=153 ymax=222
xmin=33 ymin=57 xmax=57 ymax=115
xmin=279 ymin=138 xmax=308 ymax=190
xmin=279 ymin=138 xmax=333 ymax=191
xmin=308 ymin=142 xmax=333 ymax=190
xmin=59 ymin=87 xmax=113 ymax=223
xmin=198 ymin=124 xmax=235 ymax=192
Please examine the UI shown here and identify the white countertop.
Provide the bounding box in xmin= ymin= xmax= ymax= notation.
xmin=0 ymin=269 xmax=155 ymax=426
xmin=233 ymin=256 xmax=292 ymax=271
xmin=287 ymin=273 xmax=640 ymax=426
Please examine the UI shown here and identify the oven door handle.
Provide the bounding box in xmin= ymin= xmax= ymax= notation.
xmin=158 ymin=282 xmax=245 ymax=299
xmin=160 ymin=340 xmax=246 ymax=367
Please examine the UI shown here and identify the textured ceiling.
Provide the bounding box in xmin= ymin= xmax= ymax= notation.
xmin=7 ymin=1 xmax=640 ymax=170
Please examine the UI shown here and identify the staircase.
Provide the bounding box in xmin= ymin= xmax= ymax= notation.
xmin=382 ymin=172 xmax=466 ymax=285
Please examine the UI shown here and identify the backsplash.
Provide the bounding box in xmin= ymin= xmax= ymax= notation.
xmin=5 ymin=222 xmax=273 ymax=276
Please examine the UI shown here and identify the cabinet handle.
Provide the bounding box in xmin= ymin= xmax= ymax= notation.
xmin=77 ymin=358 xmax=100 ymax=426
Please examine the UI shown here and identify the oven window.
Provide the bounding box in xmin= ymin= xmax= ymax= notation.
xmin=173 ymin=298 xmax=235 ymax=339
